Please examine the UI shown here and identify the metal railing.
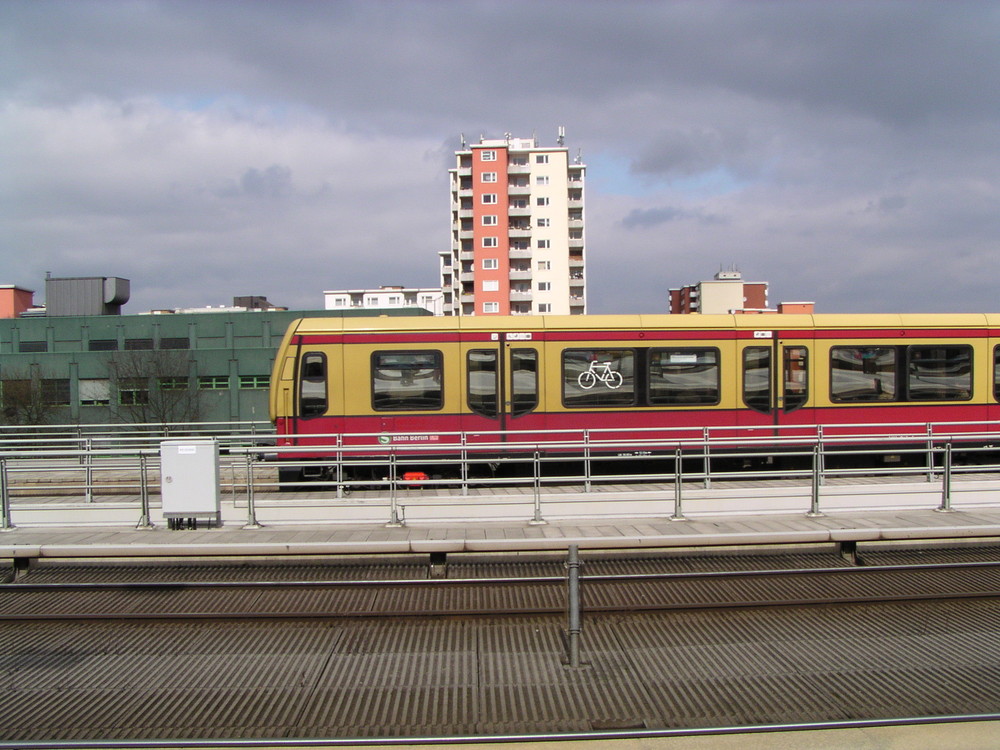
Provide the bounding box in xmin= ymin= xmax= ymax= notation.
xmin=2 ymin=419 xmax=1000 ymax=531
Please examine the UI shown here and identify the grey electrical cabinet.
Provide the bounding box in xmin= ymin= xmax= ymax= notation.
xmin=160 ymin=439 xmax=221 ymax=528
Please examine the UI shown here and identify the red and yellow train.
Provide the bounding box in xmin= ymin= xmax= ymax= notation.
xmin=269 ymin=313 xmax=999 ymax=478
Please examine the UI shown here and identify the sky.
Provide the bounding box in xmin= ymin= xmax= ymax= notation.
xmin=3 ymin=0 xmax=1000 ymax=315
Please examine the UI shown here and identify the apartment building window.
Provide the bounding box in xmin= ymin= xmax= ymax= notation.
xmin=483 ymin=280 xmax=500 ymax=292
xmin=538 ymin=303 xmax=552 ymax=313
xmin=41 ymin=379 xmax=71 ymax=406
xmin=481 ymin=150 xmax=496 ymax=161
xmin=536 ymin=176 xmax=549 ymax=185
xmin=483 ymin=258 xmax=499 ymax=270
xmin=537 ymin=260 xmax=551 ymax=271
xmin=159 ymin=337 xmax=189 ymax=350
xmin=158 ymin=377 xmax=189 ymax=391
xmin=482 ymin=172 xmax=497 ymax=182
xmin=483 ymin=302 xmax=499 ymax=313
xmin=88 ymin=339 xmax=118 ymax=352
xmin=538 ymin=282 xmax=551 ymax=292
xmin=535 ymin=154 xmax=549 ymax=164
xmin=482 ymin=237 xmax=498 ymax=248
xmin=536 ymin=197 xmax=549 ymax=206
xmin=537 ymin=218 xmax=550 ymax=227
xmin=482 ymin=193 xmax=497 ymax=204
xmin=79 ymin=379 xmax=110 ymax=406
xmin=18 ymin=341 xmax=46 ymax=353
xmin=482 ymin=215 xmax=498 ymax=226
xmin=537 ymin=240 xmax=550 ymax=249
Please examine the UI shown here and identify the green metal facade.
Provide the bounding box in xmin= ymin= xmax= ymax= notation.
xmin=0 ymin=308 xmax=427 ymax=425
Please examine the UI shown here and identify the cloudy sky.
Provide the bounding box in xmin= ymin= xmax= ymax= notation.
xmin=3 ymin=0 xmax=1000 ymax=314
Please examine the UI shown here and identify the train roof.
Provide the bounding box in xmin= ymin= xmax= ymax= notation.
xmin=284 ymin=312 xmax=1000 ymax=336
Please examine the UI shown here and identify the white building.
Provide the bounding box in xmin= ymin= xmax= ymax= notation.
xmin=323 ymin=286 xmax=444 ymax=316
xmin=440 ymin=131 xmax=586 ymax=316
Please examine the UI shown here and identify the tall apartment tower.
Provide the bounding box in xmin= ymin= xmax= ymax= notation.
xmin=440 ymin=132 xmax=586 ymax=316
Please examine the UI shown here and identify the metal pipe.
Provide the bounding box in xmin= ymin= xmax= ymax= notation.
xmin=243 ymin=451 xmax=262 ymax=529
xmin=807 ymin=444 xmax=823 ymax=517
xmin=529 ymin=450 xmax=546 ymax=525
xmin=937 ymin=443 xmax=954 ymax=512
xmin=565 ymin=544 xmax=582 ymax=668
xmin=386 ymin=452 xmax=403 ymax=527
xmin=671 ymin=447 xmax=685 ymax=521
xmin=135 ymin=452 xmax=153 ymax=530
xmin=0 ymin=457 xmax=13 ymax=531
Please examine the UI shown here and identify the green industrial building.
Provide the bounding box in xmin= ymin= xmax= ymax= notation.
xmin=0 ymin=305 xmax=427 ymax=427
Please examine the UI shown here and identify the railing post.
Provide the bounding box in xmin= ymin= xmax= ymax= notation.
xmin=386 ymin=451 xmax=403 ymax=527
xmin=135 ymin=452 xmax=154 ymax=529
xmin=816 ymin=425 xmax=826 ymax=486
xmin=806 ymin=444 xmax=824 ymax=517
xmin=460 ymin=434 xmax=469 ymax=497
xmin=671 ymin=447 xmax=686 ymax=521
xmin=926 ymin=424 xmax=936 ymax=482
xmin=564 ymin=545 xmax=584 ymax=668
xmin=84 ymin=437 xmax=94 ymax=502
xmin=243 ymin=451 xmax=262 ymax=529
xmin=529 ymin=450 xmax=546 ymax=525
xmin=702 ymin=427 xmax=711 ymax=489
xmin=0 ymin=457 xmax=14 ymax=531
xmin=937 ymin=443 xmax=954 ymax=512
xmin=583 ymin=430 xmax=592 ymax=493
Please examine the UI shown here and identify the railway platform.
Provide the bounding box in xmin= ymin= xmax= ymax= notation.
xmin=3 ymin=504 xmax=1000 ymax=563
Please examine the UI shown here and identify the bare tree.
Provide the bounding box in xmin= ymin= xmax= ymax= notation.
xmin=0 ymin=368 xmax=63 ymax=426
xmin=110 ymin=350 xmax=202 ymax=424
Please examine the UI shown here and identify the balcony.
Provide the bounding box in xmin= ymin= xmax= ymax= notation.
xmin=510 ymin=290 xmax=533 ymax=302
xmin=507 ymin=182 xmax=530 ymax=196
xmin=569 ymin=237 xmax=584 ymax=249
xmin=508 ymin=268 xmax=532 ymax=281
xmin=506 ymin=162 xmax=530 ymax=175
xmin=509 ymin=248 xmax=533 ymax=260
xmin=508 ymin=227 xmax=532 ymax=239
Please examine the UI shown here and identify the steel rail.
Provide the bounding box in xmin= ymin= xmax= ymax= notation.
xmin=0 ymin=713 xmax=997 ymax=749
xmin=3 ymin=559 xmax=998 ymax=621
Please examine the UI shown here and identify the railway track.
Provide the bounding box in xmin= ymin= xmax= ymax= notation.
xmin=3 ymin=547 xmax=998 ymax=620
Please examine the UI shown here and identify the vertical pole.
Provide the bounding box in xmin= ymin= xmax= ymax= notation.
xmin=0 ymin=457 xmax=14 ymax=531
xmin=816 ymin=425 xmax=826 ymax=486
xmin=671 ymin=447 xmax=686 ymax=521
xmin=926 ymin=424 xmax=936 ymax=482
xmin=529 ymin=450 xmax=546 ymax=525
xmin=387 ymin=452 xmax=403 ymax=527
xmin=702 ymin=427 xmax=711 ymax=489
xmin=583 ymin=430 xmax=592 ymax=493
xmin=243 ymin=451 xmax=262 ymax=529
xmin=937 ymin=443 xmax=954 ymax=512
xmin=135 ymin=452 xmax=153 ymax=529
xmin=807 ymin=444 xmax=823 ymax=517
xmin=565 ymin=545 xmax=582 ymax=668
xmin=460 ymin=434 xmax=469 ymax=497
xmin=84 ymin=437 xmax=94 ymax=502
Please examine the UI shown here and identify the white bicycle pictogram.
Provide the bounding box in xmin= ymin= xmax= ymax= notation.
xmin=577 ymin=361 xmax=624 ymax=389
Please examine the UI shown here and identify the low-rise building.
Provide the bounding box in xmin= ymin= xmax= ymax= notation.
xmin=324 ymin=286 xmax=444 ymax=315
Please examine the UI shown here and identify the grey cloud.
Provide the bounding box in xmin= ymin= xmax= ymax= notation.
xmin=621 ymin=206 xmax=726 ymax=229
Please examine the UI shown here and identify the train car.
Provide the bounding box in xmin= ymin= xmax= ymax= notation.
xmin=269 ymin=313 xmax=1000 ymax=480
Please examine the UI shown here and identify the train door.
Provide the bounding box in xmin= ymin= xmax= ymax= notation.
xmin=740 ymin=332 xmax=813 ymax=429
xmin=462 ymin=333 xmax=540 ymax=440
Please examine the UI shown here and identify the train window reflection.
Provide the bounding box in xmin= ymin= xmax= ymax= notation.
xmin=467 ymin=350 xmax=498 ymax=418
xmin=562 ymin=349 xmax=635 ymax=408
xmin=511 ymin=348 xmax=538 ymax=417
xmin=742 ymin=347 xmax=771 ymax=413
xmin=299 ymin=352 xmax=327 ymax=417
xmin=372 ymin=351 xmax=443 ymax=411
xmin=648 ymin=348 xmax=720 ymax=405
xmin=907 ymin=346 xmax=972 ymax=401
xmin=830 ymin=347 xmax=896 ymax=402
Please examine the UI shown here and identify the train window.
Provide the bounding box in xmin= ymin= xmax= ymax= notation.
xmin=830 ymin=347 xmax=896 ymax=402
xmin=562 ymin=349 xmax=635 ymax=408
xmin=648 ymin=348 xmax=720 ymax=405
xmin=742 ymin=347 xmax=771 ymax=413
xmin=372 ymin=351 xmax=443 ymax=411
xmin=995 ymin=346 xmax=1000 ymax=402
xmin=511 ymin=348 xmax=538 ymax=417
xmin=467 ymin=350 xmax=498 ymax=418
xmin=784 ymin=346 xmax=808 ymax=412
xmin=299 ymin=352 xmax=327 ymax=417
xmin=906 ymin=346 xmax=972 ymax=401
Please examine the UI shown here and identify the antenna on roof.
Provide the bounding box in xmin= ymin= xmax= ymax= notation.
xmin=460 ymin=133 xmax=466 ymax=149
xmin=557 ymin=125 xmax=565 ymax=146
